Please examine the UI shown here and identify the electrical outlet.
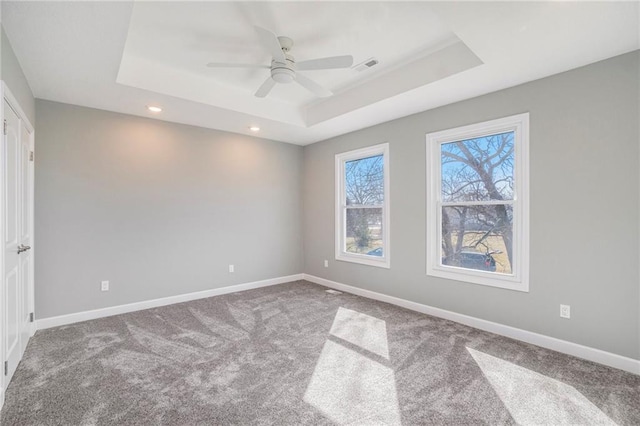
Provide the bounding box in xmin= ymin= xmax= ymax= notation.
xmin=560 ymin=304 xmax=570 ymax=319
xmin=229 ymin=264 xmax=234 ymax=273
xmin=101 ymin=280 xmax=109 ymax=292
xmin=324 ymin=260 xmax=329 ymax=268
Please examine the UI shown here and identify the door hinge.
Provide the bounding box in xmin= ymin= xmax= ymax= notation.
xmin=3 ymin=119 xmax=6 ymax=135
xmin=30 ymin=312 xmax=34 ymax=322
xmin=29 ymin=151 xmax=34 ymax=162
xmin=4 ymin=361 xmax=7 ymax=376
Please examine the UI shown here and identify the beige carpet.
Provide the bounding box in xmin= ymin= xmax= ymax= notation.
xmin=1 ymin=280 xmax=639 ymax=425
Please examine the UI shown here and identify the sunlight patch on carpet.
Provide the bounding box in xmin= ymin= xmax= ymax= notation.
xmin=304 ymin=308 xmax=400 ymax=425
xmin=467 ymin=347 xmax=616 ymax=425
xmin=329 ymin=307 xmax=389 ymax=359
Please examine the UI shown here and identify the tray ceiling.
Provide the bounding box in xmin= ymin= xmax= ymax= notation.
xmin=2 ymin=1 xmax=638 ymax=145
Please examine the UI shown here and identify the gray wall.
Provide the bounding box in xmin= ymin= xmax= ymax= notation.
xmin=1 ymin=25 xmax=35 ymax=125
xmin=35 ymin=100 xmax=303 ymax=319
xmin=303 ymin=51 xmax=640 ymax=360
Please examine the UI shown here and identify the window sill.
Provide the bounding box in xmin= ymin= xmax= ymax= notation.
xmin=336 ymin=253 xmax=390 ymax=269
xmin=427 ymin=266 xmax=528 ymax=292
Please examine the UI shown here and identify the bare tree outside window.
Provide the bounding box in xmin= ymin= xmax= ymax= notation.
xmin=440 ymin=132 xmax=514 ymax=273
xmin=345 ymin=155 xmax=384 ymax=255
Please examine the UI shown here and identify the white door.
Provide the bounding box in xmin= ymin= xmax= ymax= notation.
xmin=3 ymin=99 xmax=32 ymax=385
xmin=19 ymin=119 xmax=33 ymax=356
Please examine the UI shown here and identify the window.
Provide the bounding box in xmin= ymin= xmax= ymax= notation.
xmin=335 ymin=143 xmax=390 ymax=268
xmin=426 ymin=113 xmax=529 ymax=291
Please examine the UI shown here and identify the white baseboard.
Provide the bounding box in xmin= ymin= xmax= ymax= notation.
xmin=303 ymin=274 xmax=640 ymax=376
xmin=36 ymin=274 xmax=304 ymax=330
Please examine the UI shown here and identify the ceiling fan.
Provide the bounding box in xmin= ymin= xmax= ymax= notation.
xmin=206 ymin=26 xmax=354 ymax=98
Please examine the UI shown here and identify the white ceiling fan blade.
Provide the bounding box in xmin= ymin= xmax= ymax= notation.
xmin=295 ymin=73 xmax=332 ymax=98
xmin=255 ymin=77 xmax=276 ymax=98
xmin=296 ymin=55 xmax=354 ymax=71
xmin=207 ymin=62 xmax=270 ymax=69
xmin=254 ymin=26 xmax=286 ymax=62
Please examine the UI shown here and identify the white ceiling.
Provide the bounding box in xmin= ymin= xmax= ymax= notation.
xmin=2 ymin=1 xmax=638 ymax=146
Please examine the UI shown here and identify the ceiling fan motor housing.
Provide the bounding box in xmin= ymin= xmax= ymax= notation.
xmin=271 ymin=55 xmax=296 ymax=84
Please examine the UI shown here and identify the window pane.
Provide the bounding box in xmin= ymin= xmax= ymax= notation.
xmin=346 ymin=208 xmax=383 ymax=256
xmin=441 ymin=132 xmax=514 ymax=202
xmin=441 ymin=205 xmax=513 ymax=274
xmin=345 ymin=154 xmax=384 ymax=206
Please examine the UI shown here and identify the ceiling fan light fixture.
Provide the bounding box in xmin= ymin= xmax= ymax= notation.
xmin=271 ymin=67 xmax=295 ymax=84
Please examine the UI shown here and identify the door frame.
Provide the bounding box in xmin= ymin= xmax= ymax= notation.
xmin=0 ymin=81 xmax=35 ymax=409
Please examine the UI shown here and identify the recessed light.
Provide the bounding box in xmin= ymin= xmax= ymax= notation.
xmin=147 ymin=105 xmax=162 ymax=113
xmin=249 ymin=126 xmax=260 ymax=132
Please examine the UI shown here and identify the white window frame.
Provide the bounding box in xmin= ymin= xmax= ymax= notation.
xmin=335 ymin=143 xmax=390 ymax=268
xmin=426 ymin=113 xmax=529 ymax=292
